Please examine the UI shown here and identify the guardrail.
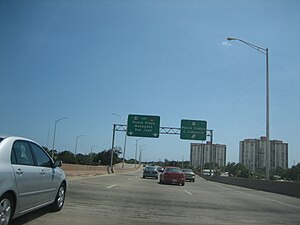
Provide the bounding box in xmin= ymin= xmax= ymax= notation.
xmin=199 ymin=175 xmax=300 ymax=198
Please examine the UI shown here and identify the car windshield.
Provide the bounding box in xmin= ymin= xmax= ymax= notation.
xmin=165 ymin=168 xmax=182 ymax=173
xmin=145 ymin=167 xmax=156 ymax=171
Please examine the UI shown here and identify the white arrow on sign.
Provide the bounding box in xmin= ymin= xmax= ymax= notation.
xmin=153 ymin=133 xmax=158 ymax=137
xmin=128 ymin=131 xmax=134 ymax=136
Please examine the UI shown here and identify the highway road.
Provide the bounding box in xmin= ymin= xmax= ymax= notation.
xmin=11 ymin=169 xmax=300 ymax=225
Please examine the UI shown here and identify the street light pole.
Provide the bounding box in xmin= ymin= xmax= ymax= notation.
xmin=51 ymin=117 xmax=67 ymax=159
xmin=110 ymin=124 xmax=116 ymax=170
xmin=138 ymin=144 xmax=147 ymax=166
xmin=227 ymin=37 xmax=270 ymax=180
xmin=122 ymin=132 xmax=127 ymax=168
xmin=135 ymin=138 xmax=144 ymax=167
xmin=75 ymin=135 xmax=85 ymax=156
xmin=90 ymin=145 xmax=98 ymax=166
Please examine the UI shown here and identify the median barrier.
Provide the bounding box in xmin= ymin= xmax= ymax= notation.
xmin=62 ymin=163 xmax=140 ymax=177
xmin=199 ymin=174 xmax=300 ymax=198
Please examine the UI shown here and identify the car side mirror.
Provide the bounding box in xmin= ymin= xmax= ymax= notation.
xmin=53 ymin=160 xmax=62 ymax=168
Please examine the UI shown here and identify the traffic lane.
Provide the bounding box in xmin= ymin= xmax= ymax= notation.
xmin=206 ymin=180 xmax=300 ymax=210
xmin=112 ymin=175 xmax=300 ymax=225
xmin=65 ymin=172 xmax=300 ymax=225
xmin=181 ymin=177 xmax=300 ymax=224
xmin=11 ymin=171 xmax=201 ymax=225
xmin=10 ymin=171 xmax=300 ymax=225
xmin=186 ymin=176 xmax=300 ymax=210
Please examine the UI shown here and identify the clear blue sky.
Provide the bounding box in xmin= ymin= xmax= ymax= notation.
xmin=1 ymin=0 xmax=299 ymax=166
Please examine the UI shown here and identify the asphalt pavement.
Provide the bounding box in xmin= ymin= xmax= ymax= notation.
xmin=11 ymin=169 xmax=300 ymax=225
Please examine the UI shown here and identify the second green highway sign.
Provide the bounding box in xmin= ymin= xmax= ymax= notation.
xmin=180 ymin=120 xmax=207 ymax=140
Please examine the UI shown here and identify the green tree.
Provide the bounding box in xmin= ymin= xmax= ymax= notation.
xmin=76 ymin=153 xmax=90 ymax=165
xmin=225 ymin=162 xmax=250 ymax=178
xmin=57 ymin=150 xmax=77 ymax=164
xmin=235 ymin=163 xmax=249 ymax=178
xmin=93 ymin=146 xmax=122 ymax=166
xmin=282 ymin=163 xmax=300 ymax=182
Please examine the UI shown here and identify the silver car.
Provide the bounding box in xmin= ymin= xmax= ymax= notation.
xmin=182 ymin=169 xmax=196 ymax=182
xmin=0 ymin=136 xmax=67 ymax=225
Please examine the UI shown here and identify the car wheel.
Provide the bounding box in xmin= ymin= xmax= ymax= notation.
xmin=181 ymin=182 xmax=185 ymax=186
xmin=0 ymin=194 xmax=14 ymax=225
xmin=51 ymin=183 xmax=66 ymax=212
xmin=143 ymin=175 xmax=145 ymax=178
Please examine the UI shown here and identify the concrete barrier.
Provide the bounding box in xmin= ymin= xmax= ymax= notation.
xmin=62 ymin=163 xmax=140 ymax=178
xmin=200 ymin=175 xmax=300 ymax=198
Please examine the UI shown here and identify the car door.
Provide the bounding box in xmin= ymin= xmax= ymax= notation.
xmin=29 ymin=142 xmax=60 ymax=206
xmin=11 ymin=140 xmax=40 ymax=214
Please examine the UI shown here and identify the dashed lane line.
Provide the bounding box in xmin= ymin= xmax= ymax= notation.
xmin=106 ymin=184 xmax=117 ymax=189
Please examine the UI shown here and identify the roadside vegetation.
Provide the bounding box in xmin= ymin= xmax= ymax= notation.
xmin=44 ymin=146 xmax=300 ymax=182
xmin=201 ymin=162 xmax=300 ymax=182
xmin=43 ymin=146 xmax=133 ymax=166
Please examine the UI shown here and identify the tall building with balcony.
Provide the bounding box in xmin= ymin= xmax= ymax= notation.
xmin=190 ymin=142 xmax=226 ymax=169
xmin=239 ymin=137 xmax=288 ymax=171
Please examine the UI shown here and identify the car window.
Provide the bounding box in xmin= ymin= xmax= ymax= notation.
xmin=145 ymin=167 xmax=155 ymax=171
xmin=165 ymin=168 xmax=181 ymax=173
xmin=30 ymin=142 xmax=52 ymax=167
xmin=12 ymin=141 xmax=34 ymax=166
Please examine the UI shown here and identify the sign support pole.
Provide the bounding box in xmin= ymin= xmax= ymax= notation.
xmin=110 ymin=124 xmax=116 ymax=173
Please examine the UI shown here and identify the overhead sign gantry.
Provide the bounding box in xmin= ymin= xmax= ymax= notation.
xmin=110 ymin=114 xmax=212 ymax=171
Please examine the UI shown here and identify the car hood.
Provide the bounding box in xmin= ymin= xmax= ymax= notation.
xmin=183 ymin=172 xmax=195 ymax=175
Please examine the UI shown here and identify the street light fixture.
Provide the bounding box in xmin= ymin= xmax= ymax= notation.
xmin=51 ymin=117 xmax=67 ymax=159
xmin=75 ymin=135 xmax=85 ymax=156
xmin=227 ymin=37 xmax=270 ymax=180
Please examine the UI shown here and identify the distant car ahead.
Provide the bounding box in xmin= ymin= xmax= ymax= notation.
xmin=159 ymin=167 xmax=185 ymax=186
xmin=0 ymin=136 xmax=67 ymax=225
xmin=143 ymin=166 xmax=158 ymax=179
xmin=182 ymin=169 xmax=195 ymax=182
xmin=156 ymin=166 xmax=164 ymax=173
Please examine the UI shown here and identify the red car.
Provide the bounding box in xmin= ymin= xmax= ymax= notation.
xmin=159 ymin=167 xmax=185 ymax=186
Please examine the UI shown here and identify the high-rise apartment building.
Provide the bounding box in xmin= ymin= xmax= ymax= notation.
xmin=239 ymin=137 xmax=288 ymax=171
xmin=190 ymin=142 xmax=226 ymax=169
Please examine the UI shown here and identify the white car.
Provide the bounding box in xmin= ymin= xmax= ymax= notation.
xmin=0 ymin=136 xmax=67 ymax=225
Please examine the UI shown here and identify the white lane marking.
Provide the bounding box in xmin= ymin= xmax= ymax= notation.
xmin=106 ymin=184 xmax=117 ymax=189
xmin=211 ymin=182 xmax=300 ymax=209
xmin=184 ymin=190 xmax=193 ymax=195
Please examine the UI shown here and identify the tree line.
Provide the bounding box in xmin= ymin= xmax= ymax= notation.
xmin=203 ymin=162 xmax=300 ymax=182
xmin=43 ymin=146 xmax=135 ymax=166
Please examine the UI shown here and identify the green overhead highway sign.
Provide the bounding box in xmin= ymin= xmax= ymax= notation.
xmin=127 ymin=114 xmax=160 ymax=138
xmin=180 ymin=120 xmax=207 ymax=140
